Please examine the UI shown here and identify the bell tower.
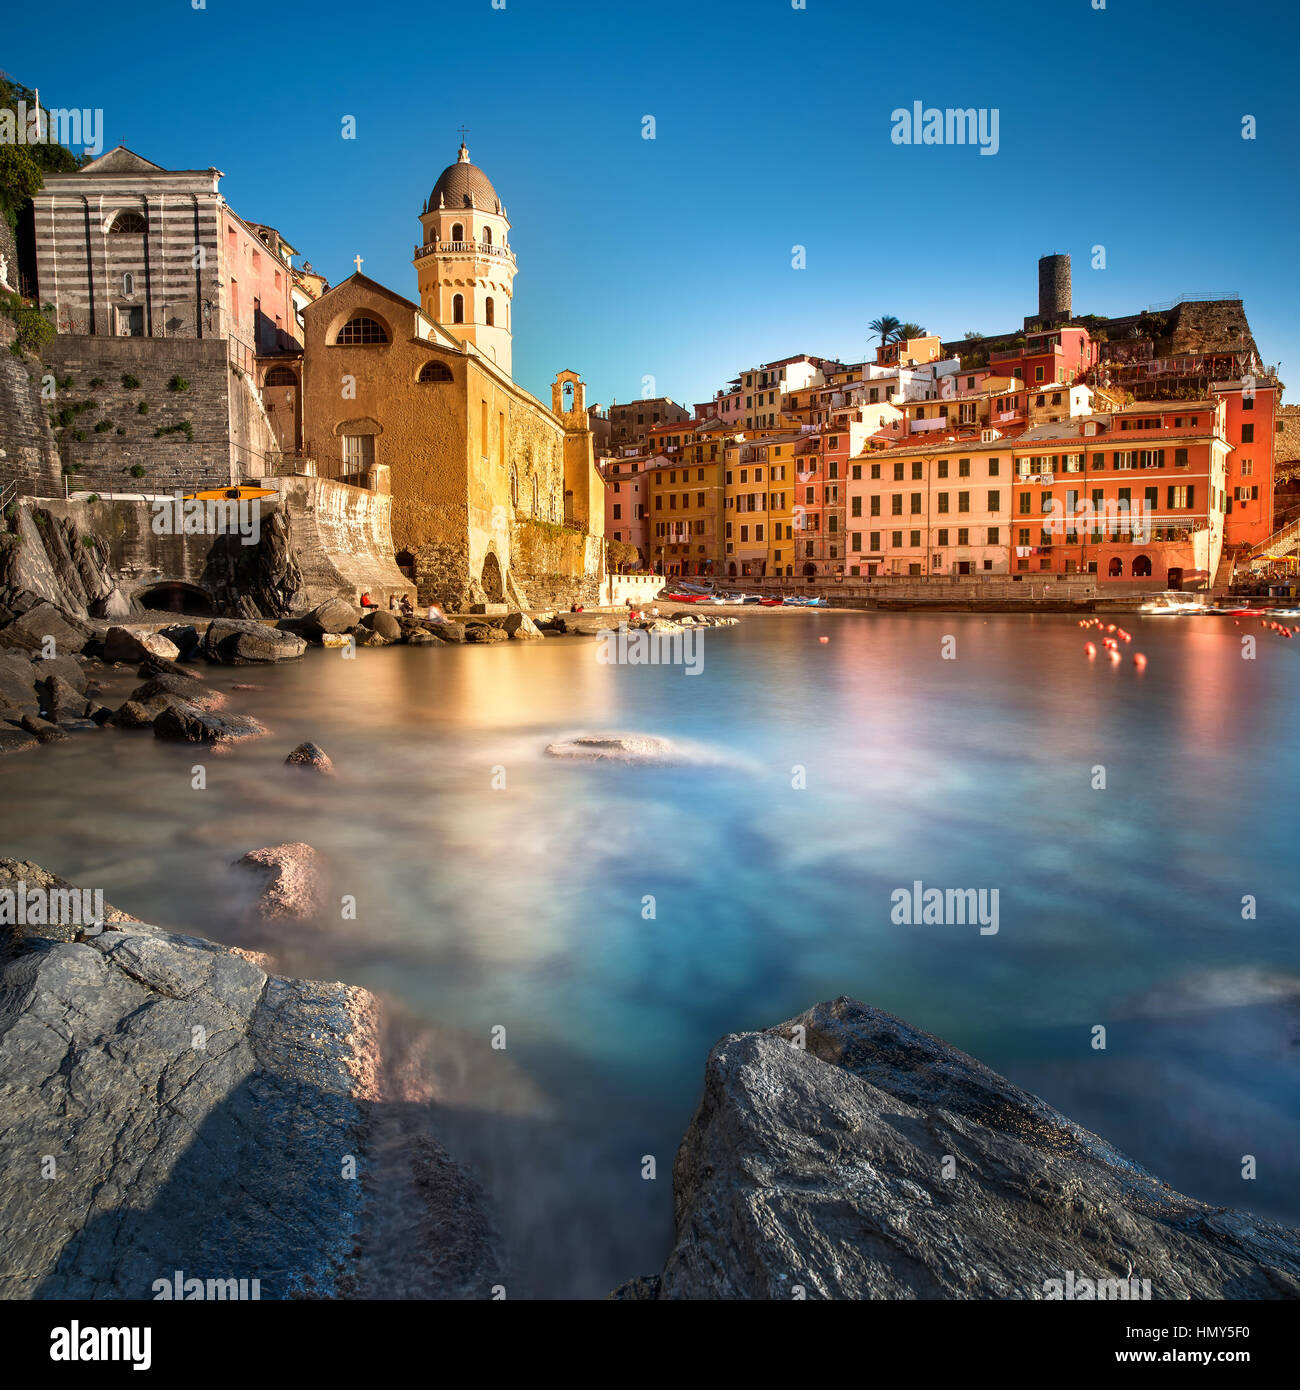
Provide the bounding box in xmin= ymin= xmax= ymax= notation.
xmin=415 ymin=140 xmax=515 ymax=376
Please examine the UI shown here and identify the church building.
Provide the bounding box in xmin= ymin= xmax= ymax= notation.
xmin=299 ymin=142 xmax=604 ymax=610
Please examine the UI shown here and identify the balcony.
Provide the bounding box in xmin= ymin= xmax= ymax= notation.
xmin=413 ymin=240 xmax=517 ymax=266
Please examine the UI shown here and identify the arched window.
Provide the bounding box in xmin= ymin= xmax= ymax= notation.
xmin=451 ymin=223 xmax=464 ymax=243
xmin=485 ymin=297 xmax=494 ymax=327
xmin=1108 ymin=556 xmax=1124 ymax=577
xmin=482 ymin=226 xmax=492 ymax=246
xmin=121 ymin=272 xmax=134 ymax=296
xmin=108 ymin=211 xmax=147 ymax=234
xmin=1132 ymin=554 xmax=1152 ymax=577
xmin=264 ymin=365 xmax=297 ymax=387
xmin=336 ymin=316 xmax=388 ymax=344
xmin=418 ymin=360 xmax=454 ymax=383
xmin=452 ymin=294 xmax=464 ymax=324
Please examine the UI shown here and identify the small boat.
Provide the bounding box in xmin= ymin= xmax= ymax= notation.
xmin=742 ymin=595 xmax=763 ymax=605
xmin=184 ymin=485 xmax=277 ymax=502
xmin=1137 ymin=593 xmax=1204 ymax=615
xmin=758 ymin=597 xmax=784 ymax=606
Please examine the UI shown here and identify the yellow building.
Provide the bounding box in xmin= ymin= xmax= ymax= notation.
xmin=646 ymin=454 xmax=724 ymax=577
xmin=298 ymin=144 xmax=603 ymax=610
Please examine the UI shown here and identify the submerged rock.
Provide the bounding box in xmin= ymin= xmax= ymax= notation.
xmin=545 ymin=734 xmax=681 ymax=764
xmin=238 ymin=842 xmax=323 ymax=921
xmin=617 ymin=997 xmax=1300 ymax=1300
xmin=285 ymin=741 xmax=335 ymax=775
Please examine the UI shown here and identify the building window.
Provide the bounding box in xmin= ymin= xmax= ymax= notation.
xmin=1241 ymin=423 xmax=1254 ymax=444
xmin=108 ymin=210 xmax=147 ymax=234
xmin=418 ymin=360 xmax=454 ymax=383
xmin=451 ymin=223 xmax=464 ymax=242
xmin=452 ymin=294 xmax=465 ymax=324
xmin=483 ymin=226 xmax=493 ymax=246
xmin=485 ymin=297 xmax=495 ymax=327
xmin=337 ymin=315 xmax=388 ymax=344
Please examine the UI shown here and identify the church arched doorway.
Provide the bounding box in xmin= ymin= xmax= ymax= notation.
xmin=481 ymin=551 xmax=505 ymax=602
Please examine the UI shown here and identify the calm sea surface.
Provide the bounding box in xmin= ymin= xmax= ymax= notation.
xmin=3 ymin=610 xmax=1299 ymax=1296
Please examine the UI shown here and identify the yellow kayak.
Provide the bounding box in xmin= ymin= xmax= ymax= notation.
xmin=183 ymin=486 xmax=277 ymax=502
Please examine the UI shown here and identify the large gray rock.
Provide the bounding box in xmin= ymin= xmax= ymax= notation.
xmin=0 ymin=859 xmax=137 ymax=950
xmin=202 ymin=618 xmax=307 ymax=666
xmin=0 ymin=863 xmax=501 ymax=1300
xmin=303 ymin=598 xmax=361 ymax=637
xmin=361 ymin=609 xmax=402 ymax=642
xmin=621 ymin=997 xmax=1300 ymax=1300
xmin=464 ymin=624 xmax=508 ymax=644
xmin=503 ymin=612 xmax=543 ymax=640
xmin=0 ymin=923 xmax=378 ymax=1297
xmin=0 ymin=653 xmax=40 ymax=712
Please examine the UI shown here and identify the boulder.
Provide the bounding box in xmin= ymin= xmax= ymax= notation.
xmin=503 ymin=612 xmax=544 ymax=640
xmin=303 ymin=598 xmax=361 ymax=637
xmin=617 ymin=997 xmax=1300 ymax=1300
xmin=30 ymin=652 xmax=87 ymax=693
xmin=89 ymin=587 xmax=144 ymax=621
xmin=284 ymin=741 xmax=334 ymax=776
xmin=103 ymin=626 xmax=180 ymax=664
xmin=131 ymin=674 xmax=224 ymax=712
xmin=361 ymin=610 xmax=403 ymax=642
xmin=0 ymin=728 xmax=39 ymax=755
xmin=153 ymin=702 xmax=268 ymax=744
xmin=406 ymin=631 xmax=436 ymax=645
xmin=110 ymin=699 xmax=167 ymax=730
xmin=38 ymin=674 xmax=90 ymax=722
xmin=465 ymin=624 xmax=508 ymax=644
xmin=157 ymin=624 xmax=201 ymax=659
xmin=137 ymin=653 xmax=204 ymax=681
xmin=0 ymin=913 xmax=379 ymax=1296
xmin=0 ymin=602 xmax=92 ymax=655
xmin=425 ymin=621 xmax=466 ymax=644
xmin=19 ymin=714 xmax=68 ymax=744
xmin=202 ymin=619 xmax=307 ymax=666
xmin=237 ymin=842 xmax=323 ymax=921
xmin=0 ymin=653 xmax=40 ymax=712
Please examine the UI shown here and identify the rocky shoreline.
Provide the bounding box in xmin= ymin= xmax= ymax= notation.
xmin=2 ymin=871 xmax=1297 ymax=1301
xmin=0 ymin=591 xmax=739 ymax=754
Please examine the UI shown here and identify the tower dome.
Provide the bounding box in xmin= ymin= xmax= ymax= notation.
xmin=426 ymin=144 xmax=502 ymax=214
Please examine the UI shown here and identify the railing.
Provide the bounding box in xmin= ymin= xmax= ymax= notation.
xmin=1144 ymin=294 xmax=1241 ymax=312
xmin=1250 ymin=516 xmax=1300 ymax=559
xmin=413 ymin=240 xmax=516 ymax=264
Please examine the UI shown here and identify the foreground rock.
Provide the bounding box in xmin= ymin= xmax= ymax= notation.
xmin=238 ymin=842 xmax=324 ymax=921
xmin=303 ymin=597 xmax=361 ymax=637
xmin=0 ymin=858 xmax=137 ymax=949
xmin=203 ymin=618 xmax=307 ymax=666
xmin=503 ymin=611 xmax=544 ymax=640
xmin=0 ymin=863 xmax=499 ymax=1299
xmin=545 ymin=734 xmax=681 ymax=764
xmin=615 ymin=996 xmax=1300 ymax=1300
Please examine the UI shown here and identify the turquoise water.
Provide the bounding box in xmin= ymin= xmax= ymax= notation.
xmin=3 ymin=610 xmax=1299 ymax=1296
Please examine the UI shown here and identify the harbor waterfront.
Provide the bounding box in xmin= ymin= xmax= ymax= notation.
xmin=3 ymin=608 xmax=1297 ymax=1297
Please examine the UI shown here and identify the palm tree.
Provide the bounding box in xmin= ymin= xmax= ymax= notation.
xmin=895 ymin=322 xmax=926 ymax=341
xmin=868 ymin=315 xmax=901 ymax=347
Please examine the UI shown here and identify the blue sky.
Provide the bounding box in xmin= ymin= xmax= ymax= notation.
xmin=7 ymin=0 xmax=1299 ymax=409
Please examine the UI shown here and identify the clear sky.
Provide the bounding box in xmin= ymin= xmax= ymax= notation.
xmin=7 ymin=0 xmax=1299 ymax=410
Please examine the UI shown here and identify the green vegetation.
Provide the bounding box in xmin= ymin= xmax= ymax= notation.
xmin=154 ymin=420 xmax=193 ymax=440
xmin=89 ymin=377 xmax=104 ymax=389
xmin=0 ymin=75 xmax=88 ymax=228
xmin=93 ymin=419 xmax=113 ymax=432
xmin=129 ymin=464 xmax=145 ymax=478
xmin=137 ymin=400 xmax=149 ymax=414
xmin=1 ymin=291 xmax=54 ymax=355
xmin=121 ymin=373 xmax=140 ymax=389
xmin=167 ymin=375 xmax=190 ymax=393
